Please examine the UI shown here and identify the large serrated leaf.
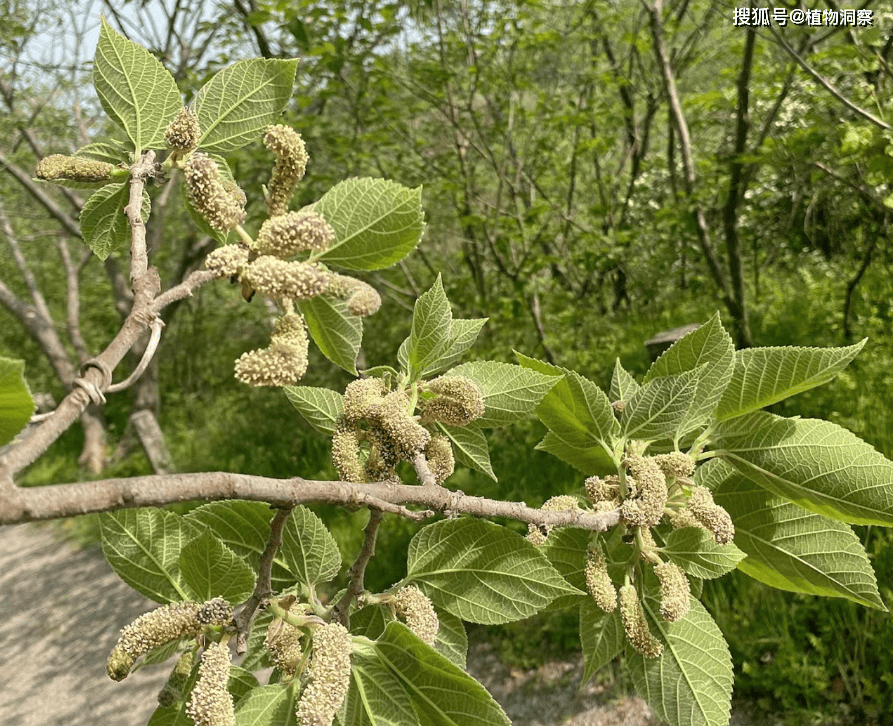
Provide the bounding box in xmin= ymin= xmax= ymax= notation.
xmin=234 ymin=683 xmax=299 ymax=726
xmin=701 ymin=459 xmax=886 ymax=609
xmin=374 ymin=622 xmax=511 ymax=726
xmin=100 ymin=509 xmax=202 ymax=603
xmin=194 ymin=58 xmax=298 ymax=153
xmin=298 ymin=295 xmax=362 ymax=375
xmin=580 ymin=602 xmax=624 ymax=686
xmin=621 ymin=367 xmax=700 ymax=442
xmin=284 ymin=386 xmax=344 ymax=435
xmin=80 ymin=183 xmax=150 ymax=260
xmin=406 ymin=519 xmax=582 ymax=624
xmin=534 ymin=431 xmax=616 ymax=475
xmin=74 ymin=140 xmax=129 ymax=164
xmin=178 ymin=529 xmax=255 ymax=602
xmin=0 ymin=357 xmax=33 ymax=446
xmin=434 ymin=609 xmax=468 ymax=670
xmin=660 ymin=527 xmax=746 ymax=580
xmin=716 ymin=340 xmax=866 ymax=421
xmin=93 ymin=18 xmax=181 ymax=150
xmin=437 ymin=423 xmax=496 ymax=481
xmin=339 ymin=651 xmax=418 ymax=726
xmin=534 ymin=370 xmax=617 ymax=449
xmin=309 ymin=178 xmax=425 ymax=271
xmin=610 ymin=359 xmax=640 ymax=402
xmin=422 ymin=318 xmax=488 ymax=377
xmin=450 ymin=360 xmax=558 ymax=428
xmin=627 ymin=596 xmax=733 ymax=726
xmin=404 ymin=275 xmax=452 ymax=380
xmin=281 ymin=506 xmax=341 ymax=588
xmin=644 ymin=313 xmax=735 ymax=432
xmin=714 ymin=412 xmax=893 ymax=526
xmin=514 ymin=350 xmax=563 ymax=376
xmin=541 ymin=526 xmax=590 ymax=607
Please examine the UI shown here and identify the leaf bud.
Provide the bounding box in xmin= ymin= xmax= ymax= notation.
xmin=419 ymin=375 xmax=485 ymax=426
xmin=157 ymin=650 xmax=195 ymax=707
xmin=186 ymin=641 xmax=235 ymax=726
xmin=584 ymin=547 xmax=617 ymax=613
xmin=264 ymin=125 xmax=308 ymax=217
xmin=394 ymin=585 xmax=440 ymax=646
xmin=343 ymin=377 xmax=387 ymax=423
xmin=164 ymin=107 xmax=201 ymax=151
xmin=618 ymin=585 xmax=663 ymax=658
xmin=653 ymin=452 xmax=696 ymax=479
xmin=325 ymin=274 xmax=382 ymax=317
xmin=653 ymin=561 xmax=690 ymax=622
xmin=332 ymin=420 xmax=365 ymax=482
xmin=107 ymin=602 xmax=202 ymax=681
xmin=255 ymin=211 xmax=335 ymax=257
xmin=296 ymin=623 xmax=352 ymax=726
xmin=184 ymin=153 xmax=246 ymax=231
xmin=197 ymin=598 xmax=233 ymax=626
xmin=242 ymin=256 xmax=329 ymax=300
xmin=424 ymin=433 xmax=455 ymax=484
xmin=265 ymin=620 xmax=304 ymax=681
xmin=687 ymin=486 xmax=735 ymax=545
xmin=205 ymin=245 xmax=250 ymax=279
xmin=376 ymin=390 xmax=430 ymax=458
xmin=36 ymin=154 xmax=113 ymax=182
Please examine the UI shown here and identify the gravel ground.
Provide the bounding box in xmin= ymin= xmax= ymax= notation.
xmin=0 ymin=521 xmax=767 ymax=726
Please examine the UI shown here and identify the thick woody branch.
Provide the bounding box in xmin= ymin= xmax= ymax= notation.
xmin=0 ymin=471 xmax=621 ymax=531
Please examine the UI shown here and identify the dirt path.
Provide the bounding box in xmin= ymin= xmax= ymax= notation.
xmin=0 ymin=521 xmax=762 ymax=726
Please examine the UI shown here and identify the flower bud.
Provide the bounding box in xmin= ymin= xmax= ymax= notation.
xmin=424 ymin=434 xmax=455 ymax=484
xmin=185 ymin=153 xmax=246 ymax=231
xmin=165 ymin=107 xmax=201 ymax=151
xmin=264 ymin=125 xmax=308 ymax=217
xmin=296 ymin=623 xmax=352 ymax=726
xmin=158 ymin=650 xmax=195 ymax=707
xmin=36 ymin=154 xmax=113 ymax=182
xmin=688 ymin=486 xmax=735 ymax=545
xmin=242 ymin=256 xmax=329 ymax=300
xmin=618 ymin=585 xmax=662 ymax=658
xmin=255 ymin=211 xmax=335 ymax=257
xmin=343 ymin=378 xmax=387 ymax=423
xmin=419 ymin=376 xmax=485 ymax=426
xmin=584 ymin=548 xmax=617 ymax=613
xmin=265 ymin=620 xmax=304 ymax=681
xmin=205 ymin=245 xmax=250 ymax=279
xmin=332 ymin=420 xmax=365 ymax=483
xmin=186 ymin=641 xmax=235 ymax=726
xmin=653 ymin=561 xmax=690 ymax=622
xmin=107 ymin=602 xmax=202 ymax=681
xmin=394 ymin=585 xmax=439 ymax=646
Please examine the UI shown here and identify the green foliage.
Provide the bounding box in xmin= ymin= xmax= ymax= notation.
xmin=0 ymin=357 xmax=33 ymax=447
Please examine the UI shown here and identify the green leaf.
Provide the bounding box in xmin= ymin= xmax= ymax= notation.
xmin=0 ymin=357 xmax=33 ymax=446
xmin=298 ymin=295 xmax=362 ymax=375
xmin=627 ymin=596 xmax=733 ymax=726
xmin=80 ymin=183 xmax=150 ymax=260
xmin=660 ymin=528 xmax=746 ymax=580
xmin=241 ymin=608 xmax=274 ymax=672
xmin=437 ymin=423 xmax=496 ymax=481
xmin=405 ymin=518 xmax=583 ymax=624
xmin=714 ymin=412 xmax=893 ymax=526
xmin=280 ymin=505 xmax=342 ymax=588
xmin=534 ymin=371 xmax=617 ymax=450
xmin=194 ymin=58 xmax=298 ymax=153
xmin=284 ymin=386 xmax=344 ymax=435
xmin=621 ymin=368 xmax=700 ymax=442
xmin=100 ymin=509 xmax=202 ymax=603
xmin=178 ymin=529 xmax=255 ymax=602
xmin=580 ymin=602 xmax=623 ymax=686
xmin=610 ymin=359 xmax=640 ymax=402
xmin=422 ymin=318 xmax=488 ymax=377
xmin=230 ymin=667 xmax=261 ymax=704
xmin=716 ymin=340 xmax=866 ymax=421
xmin=309 ymin=178 xmax=425 ymax=270
xmin=514 ymin=350 xmax=563 ymax=376
xmin=339 ymin=650 xmax=418 ymax=726
xmin=534 ymin=432 xmax=616 ymax=475
xmin=235 ymin=683 xmax=299 ymax=726
xmin=74 ymin=140 xmax=129 ymax=164
xmin=539 ymin=526 xmax=593 ymax=611
xmin=644 ymin=313 xmax=735 ymax=432
xmin=702 ymin=459 xmax=886 ymax=609
xmin=373 ymin=622 xmax=511 ymax=726
xmin=93 ymin=17 xmax=181 ymax=150
xmin=450 ymin=360 xmax=558 ymax=428
xmin=434 ymin=609 xmax=468 ymax=670
xmin=404 ymin=275 xmax=451 ymax=380
xmin=350 ymin=604 xmax=393 ymax=639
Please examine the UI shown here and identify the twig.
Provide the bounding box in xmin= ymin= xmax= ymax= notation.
xmin=150 ymin=270 xmax=217 ymax=313
xmin=335 ymin=509 xmax=384 ymax=626
xmin=411 ymin=452 xmax=437 ymax=487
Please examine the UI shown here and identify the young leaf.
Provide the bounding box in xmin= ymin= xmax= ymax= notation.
xmin=580 ymin=602 xmax=624 ymax=686
xmin=701 ymin=460 xmax=886 ymax=609
xmin=309 ymin=178 xmax=425 ymax=271
xmin=621 ymin=367 xmax=700 ymax=442
xmin=280 ymin=505 xmax=342 ymax=589
xmin=610 ymin=358 xmax=640 ymax=403
xmin=534 ymin=431 xmax=616 ymax=475
xmin=714 ymin=412 xmax=893 ymax=526
xmin=194 ymin=58 xmax=299 ymax=153
xmin=421 ymin=318 xmax=489 ymax=377
xmin=627 ymin=596 xmax=733 ymax=726
xmin=234 ymin=682 xmax=299 ymax=726
xmin=514 ymin=350 xmax=563 ymax=376
xmin=93 ymin=18 xmax=181 ymax=150
xmin=0 ymin=357 xmax=33 ymax=447
xmin=298 ymin=295 xmax=362 ymax=375
xmin=660 ymin=528 xmax=746 ymax=580
xmin=100 ymin=509 xmax=202 ymax=603
xmin=716 ymin=340 xmax=866 ymax=421
xmin=405 ymin=518 xmax=583 ymax=624
xmin=80 ymin=183 xmax=150 ymax=260
xmin=403 ymin=275 xmax=452 ymax=380
xmin=437 ymin=423 xmax=496 ymax=481
xmin=434 ymin=609 xmax=468 ymax=670
xmin=534 ymin=371 xmax=617 ymax=450
xmin=450 ymin=360 xmax=558 ymax=428
xmin=350 ymin=604 xmax=393 ymax=639
xmin=178 ymin=529 xmax=255 ymax=602
xmin=74 ymin=140 xmax=129 ymax=164
xmin=339 ymin=650 xmax=418 ymax=726
xmin=373 ymin=621 xmax=512 ymax=726
xmin=229 ymin=667 xmax=261 ymax=705
xmin=284 ymin=386 xmax=345 ymax=435
xmin=644 ymin=313 xmax=735 ymax=432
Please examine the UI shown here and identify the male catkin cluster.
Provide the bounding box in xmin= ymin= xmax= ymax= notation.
xmin=157 ymin=650 xmax=195 ymax=707
xmin=620 ymin=455 xmax=668 ymax=528
xmin=234 ymin=313 xmax=309 ymax=386
xmin=264 ymin=620 xmax=304 ymax=681
xmin=419 ymin=376 xmax=486 ymax=426
xmin=165 ymin=107 xmax=201 ymax=151
xmin=653 ymin=561 xmax=690 ymax=622
xmin=527 ymin=494 xmax=579 ymax=544
xmin=618 ymin=585 xmax=663 ymax=658
xmin=687 ymin=486 xmax=735 ymax=544
xmin=36 ymin=154 xmax=113 ymax=182
xmin=326 ymin=274 xmax=382 ymax=317
xmin=296 ymin=623 xmax=352 ymax=726
xmin=264 ymin=124 xmax=308 ymax=217
xmin=184 ymin=153 xmax=246 ymax=232
xmin=394 ymin=585 xmax=440 ymax=646
xmin=186 ymin=641 xmax=234 ymax=726
xmin=242 ymin=257 xmax=330 ymax=300
xmin=424 ymin=434 xmax=455 ymax=484
xmin=255 ymin=212 xmax=335 ymax=257
xmin=584 ymin=547 xmax=617 ymax=613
